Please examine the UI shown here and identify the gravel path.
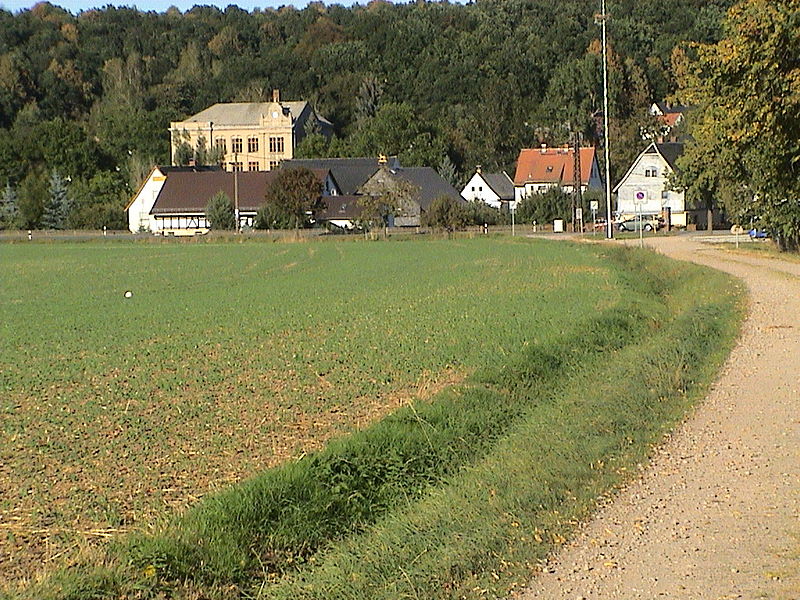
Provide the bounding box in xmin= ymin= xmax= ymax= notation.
xmin=518 ymin=235 xmax=800 ymax=600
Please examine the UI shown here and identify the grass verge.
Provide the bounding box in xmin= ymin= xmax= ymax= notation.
xmin=17 ymin=242 xmax=743 ymax=600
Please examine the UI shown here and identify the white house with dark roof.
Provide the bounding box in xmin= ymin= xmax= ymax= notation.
xmin=613 ymin=142 xmax=686 ymax=227
xmin=126 ymin=165 xmax=338 ymax=234
xmin=461 ymin=167 xmax=515 ymax=210
xmin=169 ymin=89 xmax=332 ymax=172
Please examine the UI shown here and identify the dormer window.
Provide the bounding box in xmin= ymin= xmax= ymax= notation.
xmin=546 ymin=166 xmax=554 ymax=173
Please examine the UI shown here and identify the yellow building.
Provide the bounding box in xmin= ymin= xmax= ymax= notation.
xmin=169 ymin=90 xmax=332 ymax=172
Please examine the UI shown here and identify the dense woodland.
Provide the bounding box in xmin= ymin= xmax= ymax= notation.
xmin=0 ymin=0 xmax=737 ymax=229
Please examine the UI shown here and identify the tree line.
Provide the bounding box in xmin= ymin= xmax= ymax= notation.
xmin=0 ymin=0 xmax=736 ymax=232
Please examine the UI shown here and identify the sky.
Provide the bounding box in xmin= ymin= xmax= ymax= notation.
xmin=1 ymin=0 xmax=429 ymax=13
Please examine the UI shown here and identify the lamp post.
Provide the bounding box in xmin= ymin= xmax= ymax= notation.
xmin=599 ymin=0 xmax=613 ymax=239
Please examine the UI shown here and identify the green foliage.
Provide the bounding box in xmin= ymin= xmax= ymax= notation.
xmin=17 ymin=168 xmax=48 ymax=229
xmin=258 ymin=167 xmax=323 ymax=229
xmin=422 ymin=195 xmax=467 ymax=231
xmin=40 ymin=171 xmax=70 ymax=230
xmin=205 ymin=190 xmax=236 ymax=230
xmin=463 ymin=200 xmax=508 ymax=227
xmin=0 ymin=181 xmax=19 ymax=229
xmin=68 ymin=172 xmax=127 ymax=230
xmin=673 ymin=0 xmax=800 ymax=248
xmin=515 ymin=187 xmax=572 ymax=225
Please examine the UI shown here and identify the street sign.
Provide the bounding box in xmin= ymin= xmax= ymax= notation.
xmin=589 ymin=200 xmax=599 ymax=211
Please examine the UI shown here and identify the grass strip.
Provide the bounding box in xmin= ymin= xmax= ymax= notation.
xmin=21 ymin=244 xmax=743 ymax=600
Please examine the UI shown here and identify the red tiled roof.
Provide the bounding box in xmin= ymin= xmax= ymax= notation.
xmin=513 ymin=147 xmax=596 ymax=186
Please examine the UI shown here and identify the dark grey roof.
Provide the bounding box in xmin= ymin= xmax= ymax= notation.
xmin=655 ymin=143 xmax=684 ymax=170
xmin=282 ymin=157 xmax=399 ymax=195
xmin=482 ymin=172 xmax=514 ymax=201
xmin=317 ymin=195 xmax=365 ymax=221
xmin=391 ymin=167 xmax=464 ymax=210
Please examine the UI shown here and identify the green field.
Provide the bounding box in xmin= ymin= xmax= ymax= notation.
xmin=0 ymin=236 xmax=742 ymax=599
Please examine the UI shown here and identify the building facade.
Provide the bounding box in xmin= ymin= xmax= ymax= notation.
xmin=513 ymin=146 xmax=602 ymax=203
xmin=169 ymin=90 xmax=332 ymax=172
xmin=613 ymin=142 xmax=686 ymax=227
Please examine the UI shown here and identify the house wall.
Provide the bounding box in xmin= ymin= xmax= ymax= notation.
xmin=615 ymin=153 xmax=686 ymax=226
xmin=127 ymin=169 xmax=168 ymax=233
xmin=170 ymin=101 xmax=298 ymax=171
xmin=462 ymin=173 xmax=502 ymax=208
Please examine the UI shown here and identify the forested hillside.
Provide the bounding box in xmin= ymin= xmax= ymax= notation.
xmin=0 ymin=0 xmax=733 ymax=229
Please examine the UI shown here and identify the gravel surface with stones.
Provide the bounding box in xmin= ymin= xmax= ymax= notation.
xmin=517 ymin=235 xmax=800 ymax=600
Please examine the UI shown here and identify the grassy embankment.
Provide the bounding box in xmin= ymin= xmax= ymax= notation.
xmin=0 ymin=237 xmax=743 ymax=600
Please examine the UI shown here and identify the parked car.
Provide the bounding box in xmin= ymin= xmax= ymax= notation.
xmin=749 ymin=228 xmax=768 ymax=239
xmin=617 ymin=216 xmax=661 ymax=232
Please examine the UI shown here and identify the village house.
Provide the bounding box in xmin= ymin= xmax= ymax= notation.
xmin=460 ymin=167 xmax=515 ymax=210
xmin=359 ymin=164 xmax=465 ymax=227
xmin=169 ymin=90 xmax=332 ymax=172
xmin=613 ymin=142 xmax=687 ymax=227
xmin=513 ymin=145 xmax=602 ymax=203
xmin=126 ymin=165 xmax=338 ymax=234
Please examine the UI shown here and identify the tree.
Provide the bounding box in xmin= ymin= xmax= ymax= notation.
xmin=422 ymin=195 xmax=466 ymax=232
xmin=40 ymin=171 xmax=70 ymax=230
xmin=258 ymin=168 xmax=323 ymax=229
xmin=673 ymin=0 xmax=800 ymax=247
xmin=17 ymin=169 xmax=48 ymax=229
xmin=205 ymin=191 xmax=236 ymax=230
xmin=68 ymin=172 xmax=127 ymax=230
xmin=516 ymin=187 xmax=572 ymax=225
xmin=0 ymin=182 xmax=19 ymax=229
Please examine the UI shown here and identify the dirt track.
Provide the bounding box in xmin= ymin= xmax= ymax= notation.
xmin=519 ymin=235 xmax=800 ymax=599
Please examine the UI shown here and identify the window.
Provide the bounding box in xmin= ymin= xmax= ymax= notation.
xmin=661 ymin=190 xmax=669 ymax=200
xmin=248 ymin=137 xmax=259 ymax=153
xmin=231 ymin=137 xmax=242 ymax=154
xmin=269 ymin=160 xmax=279 ymax=170
xmin=230 ymin=161 xmax=243 ymax=172
xmin=216 ymin=139 xmax=227 ymax=155
xmin=644 ymin=167 xmax=658 ymax=177
xmin=248 ymin=161 xmax=259 ymax=171
xmin=269 ymin=136 xmax=285 ymax=153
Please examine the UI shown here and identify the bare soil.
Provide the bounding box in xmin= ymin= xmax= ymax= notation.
xmin=519 ymin=235 xmax=800 ymax=600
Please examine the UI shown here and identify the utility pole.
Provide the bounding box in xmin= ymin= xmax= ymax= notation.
xmin=598 ymin=0 xmax=613 ymax=239
xmin=234 ymin=152 xmax=240 ymax=232
xmin=572 ymin=132 xmax=583 ymax=232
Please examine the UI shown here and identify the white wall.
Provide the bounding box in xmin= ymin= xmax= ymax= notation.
xmin=615 ymin=152 xmax=686 ymax=225
xmin=127 ymin=168 xmax=168 ymax=233
xmin=462 ymin=173 xmax=502 ymax=208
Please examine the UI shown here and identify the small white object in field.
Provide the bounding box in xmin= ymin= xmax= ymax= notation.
xmin=124 ymin=291 xmax=133 ymax=298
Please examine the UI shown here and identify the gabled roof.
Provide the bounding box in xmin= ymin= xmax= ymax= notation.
xmin=514 ymin=147 xmax=597 ymax=187
xmin=480 ymin=172 xmax=514 ymax=201
xmin=150 ymin=168 xmax=330 ymax=215
xmin=389 ymin=167 xmax=464 ymax=210
xmin=282 ymin=157 xmax=398 ymax=195
xmin=654 ymin=142 xmax=684 ymax=170
xmin=612 ymin=142 xmax=685 ymax=193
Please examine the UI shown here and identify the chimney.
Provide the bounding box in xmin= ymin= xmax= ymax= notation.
xmin=476 ymin=165 xmax=482 ymax=174
xmin=378 ymin=154 xmax=388 ymax=166
xmin=540 ymin=143 xmax=547 ymax=154
xmin=272 ymin=89 xmax=280 ymax=103
xmin=188 ymin=157 xmax=196 ymax=167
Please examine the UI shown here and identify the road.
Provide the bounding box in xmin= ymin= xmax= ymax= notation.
xmin=518 ymin=235 xmax=800 ymax=600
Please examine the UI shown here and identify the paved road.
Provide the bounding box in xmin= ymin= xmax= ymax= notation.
xmin=518 ymin=235 xmax=800 ymax=600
